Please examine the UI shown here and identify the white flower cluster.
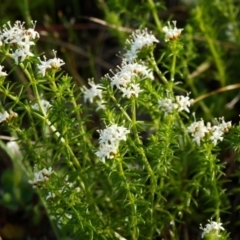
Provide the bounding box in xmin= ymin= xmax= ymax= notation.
xmin=0 ymin=21 xmax=40 ymax=64
xmin=187 ymin=117 xmax=232 ymax=146
xmin=158 ymin=98 xmax=178 ymax=116
xmin=28 ymin=167 xmax=53 ymax=188
xmin=200 ymin=219 xmax=225 ymax=239
xmin=96 ymin=124 xmax=130 ymax=163
xmin=0 ymin=65 xmax=7 ymax=77
xmin=32 ymin=99 xmax=52 ymax=113
xmin=37 ymin=50 xmax=65 ymax=76
xmin=81 ymin=29 xmax=160 ymax=111
xmin=124 ymin=29 xmax=159 ymax=62
xmin=108 ymin=61 xmax=153 ymax=99
xmin=162 ymin=21 xmax=183 ymax=42
xmin=82 ymin=79 xmax=105 ymax=111
xmin=158 ymin=95 xmax=193 ymax=117
xmin=176 ymin=95 xmax=193 ymax=112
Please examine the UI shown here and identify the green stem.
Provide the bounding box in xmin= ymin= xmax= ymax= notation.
xmin=167 ymin=40 xmax=179 ymax=88
xmin=19 ymin=63 xmax=81 ymax=168
xmin=67 ymin=86 xmax=92 ymax=166
xmin=149 ymin=52 xmax=168 ymax=84
xmin=116 ymin=156 xmax=138 ymax=239
xmin=17 ymin=64 xmax=92 ymax=206
xmin=154 ymin=114 xmax=174 ymax=210
xmin=205 ymin=145 xmax=221 ymax=221
xmin=20 ymin=64 xmax=105 ymax=226
xmin=131 ymin=98 xmax=156 ymax=238
xmin=170 ymin=47 xmax=177 ymax=82
xmin=110 ymin=94 xmax=132 ymax=122
xmin=147 ymin=0 xmax=162 ymax=31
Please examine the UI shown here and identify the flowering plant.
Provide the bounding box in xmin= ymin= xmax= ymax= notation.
xmin=0 ymin=5 xmax=238 ymax=238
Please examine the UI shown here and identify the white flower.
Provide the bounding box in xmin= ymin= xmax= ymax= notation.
xmin=110 ymin=62 xmax=153 ymax=88
xmin=210 ymin=125 xmax=224 ymax=146
xmin=32 ymin=99 xmax=52 ymax=113
xmin=37 ymin=50 xmax=65 ymax=76
xmin=158 ymin=98 xmax=178 ymax=116
xmin=200 ymin=219 xmax=224 ymax=239
xmin=25 ymin=21 xmax=40 ymax=40
xmin=187 ymin=119 xmax=209 ymax=145
xmin=98 ymin=124 xmax=130 ymax=144
xmin=218 ymin=117 xmax=232 ymax=133
xmin=28 ymin=167 xmax=53 ymax=188
xmin=124 ymin=29 xmax=159 ymax=62
xmin=159 ymin=94 xmax=193 ymax=117
xmin=187 ymin=117 xmax=231 ymax=146
xmin=28 ymin=172 xmax=43 ymax=187
xmin=96 ymin=124 xmax=130 ymax=162
xmin=95 ymin=143 xmax=118 ymax=163
xmin=176 ymin=95 xmax=193 ymax=113
xmin=12 ymin=46 xmax=34 ymax=64
xmin=109 ymin=61 xmax=153 ymax=98
xmin=82 ymin=79 xmax=103 ymax=103
xmin=0 ymin=21 xmax=40 ymax=64
xmin=48 ymin=50 xmax=65 ymax=69
xmin=0 ymin=111 xmax=10 ymax=123
xmin=0 ymin=65 xmax=7 ymax=77
xmin=37 ymin=55 xmax=50 ymax=76
xmin=209 ymin=117 xmax=231 ymax=146
xmin=162 ymin=21 xmax=183 ymax=42
xmin=96 ymin=99 xmax=106 ymax=111
xmin=121 ymin=83 xmax=143 ymax=99
xmin=41 ymin=167 xmax=53 ymax=178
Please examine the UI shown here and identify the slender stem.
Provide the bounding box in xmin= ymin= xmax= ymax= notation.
xmin=116 ymin=156 xmax=138 ymax=239
xmin=131 ymin=99 xmax=156 ymax=187
xmin=67 ymin=86 xmax=92 ymax=165
xmin=170 ymin=46 xmax=177 ymax=82
xmin=19 ymin=63 xmax=81 ymax=168
xmin=147 ymin=0 xmax=162 ymax=31
xmin=149 ymin=52 xmax=168 ymax=84
xmin=154 ymin=115 xmax=174 ymax=212
xmin=19 ymin=63 xmax=43 ymax=111
xmin=26 ymin=109 xmax=39 ymax=141
xmin=130 ymin=98 xmax=156 ymax=238
xmin=110 ymin=94 xmax=132 ymax=122
xmin=19 ymin=63 xmax=106 ymax=227
xmin=205 ymin=145 xmax=221 ymax=220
